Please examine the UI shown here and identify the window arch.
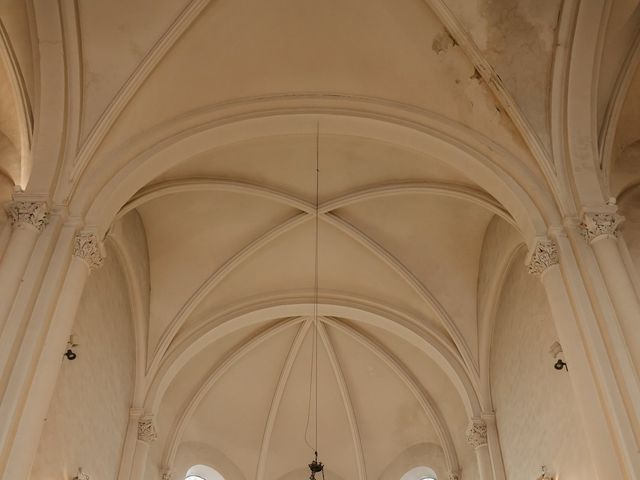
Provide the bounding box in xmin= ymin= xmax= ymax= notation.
xmin=185 ymin=465 xmax=224 ymax=480
xmin=400 ymin=466 xmax=437 ymax=480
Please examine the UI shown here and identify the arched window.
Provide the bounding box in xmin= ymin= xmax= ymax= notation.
xmin=400 ymin=466 xmax=437 ymax=480
xmin=185 ymin=465 xmax=224 ymax=480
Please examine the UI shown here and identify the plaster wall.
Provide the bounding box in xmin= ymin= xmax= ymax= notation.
xmin=378 ymin=443 xmax=446 ymax=480
xmin=490 ymin=251 xmax=593 ymax=480
xmin=0 ymin=173 xmax=12 ymax=258
xmin=620 ymin=186 xmax=640 ymax=275
xmin=30 ymin=242 xmax=135 ymax=480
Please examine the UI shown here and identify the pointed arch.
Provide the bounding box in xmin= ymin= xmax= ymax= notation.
xmin=75 ymin=102 xmax=555 ymax=242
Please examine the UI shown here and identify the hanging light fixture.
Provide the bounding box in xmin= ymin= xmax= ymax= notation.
xmin=303 ymin=124 xmax=325 ymax=480
xmin=536 ymin=466 xmax=552 ymax=480
xmin=308 ymin=452 xmax=324 ymax=480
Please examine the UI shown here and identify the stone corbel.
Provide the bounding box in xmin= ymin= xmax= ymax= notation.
xmin=4 ymin=201 xmax=49 ymax=232
xmin=73 ymin=231 xmax=105 ymax=271
xmin=580 ymin=211 xmax=624 ymax=243
xmin=137 ymin=415 xmax=158 ymax=443
xmin=447 ymin=471 xmax=460 ymax=480
xmin=465 ymin=417 xmax=488 ymax=449
xmin=526 ymin=238 xmax=559 ymax=276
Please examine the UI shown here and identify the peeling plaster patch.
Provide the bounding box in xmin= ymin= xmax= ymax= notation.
xmin=430 ymin=28 xmax=522 ymax=149
xmin=479 ymin=0 xmax=561 ymax=153
xmin=432 ymin=32 xmax=456 ymax=54
xmin=444 ymin=0 xmax=561 ymax=154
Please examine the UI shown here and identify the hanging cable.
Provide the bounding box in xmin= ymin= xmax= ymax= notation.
xmin=314 ymin=122 xmax=320 ymax=454
xmin=303 ymin=329 xmax=315 ymax=451
xmin=304 ymin=123 xmax=321 ymax=455
xmin=304 ymin=122 xmax=325 ymax=480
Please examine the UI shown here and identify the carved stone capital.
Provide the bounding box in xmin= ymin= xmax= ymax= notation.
xmin=73 ymin=232 xmax=104 ymax=271
xmin=161 ymin=468 xmax=173 ymax=480
xmin=447 ymin=472 xmax=460 ymax=480
xmin=4 ymin=201 xmax=48 ymax=232
xmin=465 ymin=418 xmax=487 ymax=449
xmin=527 ymin=239 xmax=559 ymax=276
xmin=580 ymin=212 xmax=624 ymax=243
xmin=137 ymin=415 xmax=158 ymax=443
xmin=72 ymin=468 xmax=90 ymax=480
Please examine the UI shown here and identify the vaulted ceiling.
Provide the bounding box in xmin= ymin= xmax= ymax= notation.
xmin=1 ymin=1 xmax=639 ymax=479
xmin=109 ymin=130 xmax=506 ymax=479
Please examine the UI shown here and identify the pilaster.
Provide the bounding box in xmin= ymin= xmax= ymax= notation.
xmin=0 ymin=225 xmax=104 ymax=479
xmin=0 ymin=201 xmax=51 ymax=327
xmin=538 ymin=227 xmax=636 ymax=478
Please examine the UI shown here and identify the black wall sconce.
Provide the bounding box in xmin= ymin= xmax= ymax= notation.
xmin=554 ymin=359 xmax=568 ymax=371
xmin=549 ymin=341 xmax=568 ymax=372
xmin=64 ymin=334 xmax=79 ymax=361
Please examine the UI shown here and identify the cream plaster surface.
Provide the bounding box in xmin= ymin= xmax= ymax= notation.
xmin=77 ymin=0 xmax=190 ymax=144
xmin=364 ymin=323 xmax=479 ymax=480
xmin=31 ymin=243 xmax=135 ymax=480
xmin=187 ymin=218 xmax=441 ymax=332
xmin=476 ymin=217 xmax=522 ymax=345
xmin=94 ymin=0 xmax=534 ymax=172
xmin=378 ymin=443 xmax=446 ymax=480
xmin=491 ymin=251 xmax=593 ymax=480
xmin=158 ymin=317 xmax=469 ymax=480
xmin=0 ymin=0 xmax=34 ymax=104
xmin=155 ymin=134 xmax=476 ymax=203
xmin=173 ymin=441 xmax=247 ymax=480
xmin=138 ymin=190 xmax=297 ymax=354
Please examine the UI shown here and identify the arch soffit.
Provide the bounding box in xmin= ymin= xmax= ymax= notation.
xmin=62 ymin=0 xmax=557 ymax=209
xmin=135 ymin=180 xmax=480 ymax=385
xmin=323 ymin=317 xmax=460 ymax=473
xmin=140 ymin=206 xmax=478 ymax=394
xmin=108 ymin=226 xmax=149 ymax=406
xmin=477 ymin=242 xmax=527 ymax=411
xmin=145 ymin=298 xmax=481 ymax=419
xmin=120 ymin=177 xmax=510 ymax=380
xmin=600 ymin=32 xmax=640 ymax=192
xmin=175 ymin=441 xmax=246 ymax=480
xmin=162 ymin=317 xmax=306 ymax=471
xmin=0 ymin=18 xmax=32 ymax=187
xmin=116 ymin=178 xmax=515 ymax=227
xmin=160 ymin=316 xmax=461 ymax=476
xmin=76 ymin=103 xmax=555 ymax=240
xmin=22 ymin=1 xmax=67 ymax=194
xmin=559 ymin=0 xmax=613 ymax=206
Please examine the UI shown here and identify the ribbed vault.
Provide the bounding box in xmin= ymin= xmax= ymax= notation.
xmin=2 ymin=0 xmax=640 ymax=479
xmin=157 ymin=316 xmax=470 ymax=480
xmin=118 ymin=132 xmax=507 ymax=480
